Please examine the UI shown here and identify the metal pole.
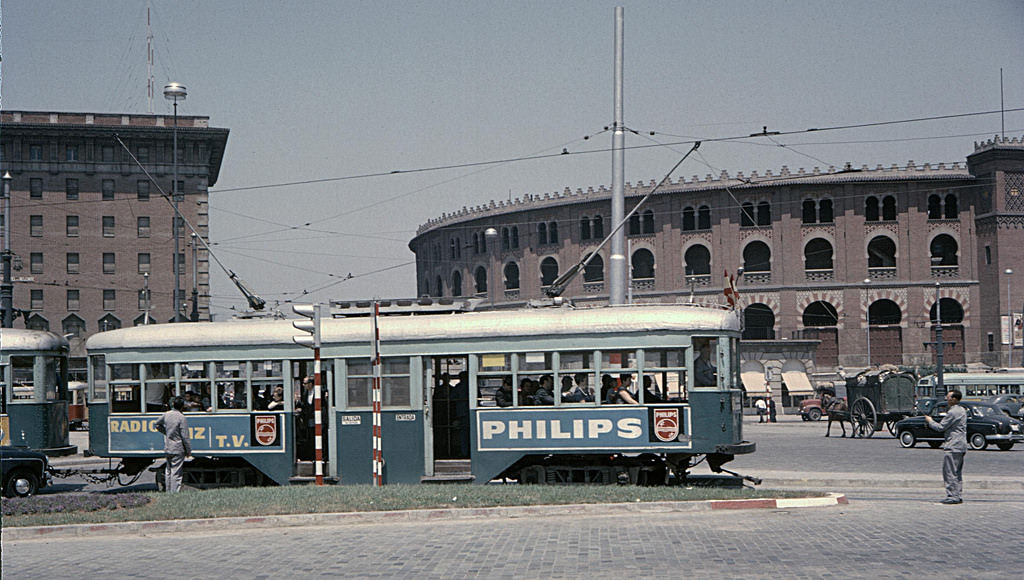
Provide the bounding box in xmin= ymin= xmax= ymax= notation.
xmin=485 ymin=227 xmax=498 ymax=309
xmin=935 ymin=282 xmax=945 ymax=397
xmin=608 ymin=6 xmax=626 ymax=305
xmin=863 ymin=278 xmax=871 ymax=368
xmin=371 ymin=300 xmax=383 ymax=486
xmin=1007 ymin=269 xmax=1014 ymax=368
xmin=190 ymin=233 xmax=199 ymax=321
xmin=1 ymin=172 xmax=13 ymax=328
xmin=143 ymin=272 xmax=151 ymax=324
xmin=172 ymin=100 xmax=181 ymax=321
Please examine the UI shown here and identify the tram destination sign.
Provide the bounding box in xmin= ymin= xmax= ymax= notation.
xmin=476 ymin=406 xmax=692 ymax=452
xmin=108 ymin=414 xmax=286 ymax=454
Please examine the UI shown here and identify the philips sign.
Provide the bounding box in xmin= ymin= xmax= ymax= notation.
xmin=476 ymin=407 xmax=691 ymax=451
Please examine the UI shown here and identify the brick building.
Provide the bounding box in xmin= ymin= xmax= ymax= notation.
xmin=1 ymin=111 xmax=229 ymax=368
xmin=410 ymin=137 xmax=1024 ymax=400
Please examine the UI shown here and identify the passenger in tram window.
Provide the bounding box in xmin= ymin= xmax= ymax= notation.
xmin=266 ymin=386 xmax=286 ymax=410
xmin=613 ymin=373 xmax=639 ymax=404
xmin=495 ymin=376 xmax=514 ymax=407
xmin=533 ymin=375 xmax=555 ymax=405
xmin=601 ymin=374 xmax=618 ymax=404
xmin=694 ymin=339 xmax=718 ymax=387
xmin=643 ymin=375 xmax=665 ymax=403
xmin=559 ymin=376 xmax=575 ymax=401
xmin=145 ymin=382 xmax=169 ymax=412
xmin=520 ymin=378 xmax=538 ymax=406
xmin=183 ymin=390 xmax=207 ymax=412
xmin=573 ymin=372 xmax=595 ymax=402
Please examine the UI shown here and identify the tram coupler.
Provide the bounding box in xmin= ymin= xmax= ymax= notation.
xmin=715 ymin=467 xmax=762 ymax=486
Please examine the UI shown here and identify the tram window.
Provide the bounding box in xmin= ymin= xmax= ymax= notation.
xmin=601 ymin=350 xmax=637 ymax=371
xmin=346 ymin=358 xmax=410 ymax=408
xmin=110 ymin=363 xmax=142 ymax=413
xmin=479 ymin=353 xmax=511 ymax=373
xmin=215 ymin=361 xmax=248 ymax=411
xmin=383 ymin=376 xmax=411 ymax=406
xmin=520 ymin=352 xmax=551 ymax=372
xmin=12 ymin=357 xmax=37 ymax=401
xmin=143 ymin=363 xmax=173 ymax=412
xmin=90 ymin=355 xmax=107 ymax=401
xmin=253 ymin=360 xmax=284 ymax=410
xmin=0 ymin=365 xmax=6 ymax=413
xmin=41 ymin=356 xmax=59 ymax=401
xmin=347 ymin=360 xmax=372 ymax=407
xmin=559 ymin=352 xmax=594 ymax=404
xmin=644 ymin=349 xmax=688 ymax=401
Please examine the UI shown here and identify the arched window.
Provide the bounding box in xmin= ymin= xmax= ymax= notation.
xmin=741 ymin=202 xmax=755 ymax=227
xmin=682 ymin=207 xmax=696 ymax=231
xmin=549 ymin=221 xmax=558 ymax=244
xmin=99 ymin=314 xmax=122 ymax=332
xmin=756 ymin=201 xmax=771 ymax=226
xmin=868 ymin=299 xmax=902 ymax=325
xmin=451 ymin=271 xmax=463 ymax=297
xmin=802 ymin=301 xmax=839 ymax=326
xmin=641 ymin=210 xmax=654 ymax=234
xmin=474 ymin=267 xmax=487 ymax=294
xmin=930 ymin=298 xmax=964 ymax=324
xmin=62 ymin=314 xmax=86 ymax=339
xmin=865 ymin=196 xmax=879 ymax=221
xmin=867 ymin=236 xmax=896 ymax=268
xmin=631 ymin=248 xmax=655 ymax=279
xmin=454 ymin=237 xmax=461 ymax=258
xmin=435 ymin=276 xmax=443 ymax=297
xmin=882 ymin=195 xmax=896 ymax=221
xmin=804 ymin=238 xmax=834 ymax=270
xmin=584 ymin=253 xmax=604 ymax=282
xmin=504 ymin=262 xmax=520 ymax=290
xmin=697 ymin=205 xmax=711 ymax=230
xmin=628 ymin=213 xmax=641 ymax=235
xmin=473 ymin=233 xmax=480 ymax=254
xmin=743 ymin=241 xmax=771 ymax=273
xmin=580 ymin=216 xmax=591 ymax=240
xmin=592 ymin=215 xmax=604 ymax=238
xmin=501 ymin=227 xmax=510 ymax=250
xmin=944 ymin=194 xmax=958 ymax=219
xmin=930 ymin=234 xmax=958 ymax=266
xmin=802 ymin=199 xmax=817 ymax=224
xmin=480 ymin=231 xmax=487 ymax=253
xmin=819 ymin=199 xmax=833 ymax=223
xmin=538 ymin=223 xmax=548 ymax=245
xmin=743 ymin=304 xmax=776 ymax=340
xmin=928 ymin=195 xmax=942 ymax=219
xmin=449 ymin=239 xmax=456 ymax=259
xmin=684 ymin=244 xmax=711 ymax=276
xmin=511 ymin=226 xmax=519 ymax=249
xmin=26 ymin=314 xmax=49 ymax=331
xmin=540 ymin=257 xmax=559 ymax=287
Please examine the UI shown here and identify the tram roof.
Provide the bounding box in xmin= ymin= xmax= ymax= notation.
xmin=85 ymin=304 xmax=740 ymax=351
xmin=0 ymin=328 xmax=70 ymax=352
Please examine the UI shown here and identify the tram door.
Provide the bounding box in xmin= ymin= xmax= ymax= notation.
xmin=430 ymin=357 xmax=470 ymax=460
xmin=292 ymin=360 xmax=330 ymax=472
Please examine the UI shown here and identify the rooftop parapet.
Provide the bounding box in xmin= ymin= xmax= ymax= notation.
xmin=974 ymin=134 xmax=1024 ymax=151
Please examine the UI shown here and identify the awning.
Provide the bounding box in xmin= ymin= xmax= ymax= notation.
xmin=781 ymin=371 xmax=815 ymax=396
xmin=741 ymin=371 xmax=769 ymax=396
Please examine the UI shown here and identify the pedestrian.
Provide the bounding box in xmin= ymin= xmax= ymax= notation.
xmin=754 ymin=397 xmax=767 ymax=423
xmin=769 ymin=397 xmax=777 ymax=423
xmin=154 ymin=396 xmax=192 ymax=493
xmin=924 ymin=389 xmax=967 ymax=504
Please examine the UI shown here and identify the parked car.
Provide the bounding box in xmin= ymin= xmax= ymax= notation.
xmin=981 ymin=394 xmax=1024 ymax=419
xmin=895 ymin=401 xmax=1024 ymax=451
xmin=1 ymin=446 xmax=51 ymax=498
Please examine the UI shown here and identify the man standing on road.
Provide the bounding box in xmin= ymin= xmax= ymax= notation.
xmin=155 ymin=396 xmax=192 ymax=493
xmin=924 ymin=389 xmax=967 ymax=504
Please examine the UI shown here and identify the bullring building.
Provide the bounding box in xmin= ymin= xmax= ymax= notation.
xmin=409 ymin=136 xmax=1024 ymax=402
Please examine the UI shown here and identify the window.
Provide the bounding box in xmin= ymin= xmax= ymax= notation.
xmin=346 ymin=358 xmax=410 ymax=408
xmin=928 ymin=195 xmax=942 ymax=220
xmin=451 ymin=271 xmax=462 ymax=297
xmin=29 ymin=145 xmax=43 ymax=161
xmin=99 ymin=314 xmax=121 ymax=332
xmin=31 ymin=289 xmax=43 ymax=310
xmin=549 ymin=222 xmax=558 ymax=244
xmin=743 ymin=241 xmax=771 ymax=273
xmin=103 ymin=253 xmax=116 ymax=274
xmin=985 ymin=245 xmax=992 ymax=265
xmin=504 ymin=262 xmax=520 ymax=290
xmin=819 ymin=199 xmax=834 ymax=223
xmin=682 ymin=207 xmax=696 ymax=231
xmin=30 ymin=178 xmax=43 ymax=199
xmin=592 ymin=215 xmax=604 ymax=238
xmin=741 ymin=202 xmax=755 ymax=227
xmin=697 ymin=205 xmax=711 ymax=230
xmin=802 ymin=199 xmax=817 ymax=224
xmin=102 ymin=179 xmax=115 ymax=200
xmin=865 ymin=196 xmax=880 ymax=221
xmin=66 ymin=253 xmax=80 ymax=274
xmin=30 ymin=252 xmax=43 ymax=274
xmin=137 ymin=146 xmax=149 ymax=163
xmin=103 ymin=289 xmax=116 ymax=311
xmin=881 ymin=195 xmax=897 ymax=221
xmin=756 ymin=201 xmax=771 ymax=226
xmin=540 ymin=257 xmax=559 ymax=287
xmin=173 ymin=216 xmax=184 ymax=237
xmin=137 ymin=216 xmax=151 ymax=238
xmin=641 ymin=210 xmax=654 ymax=234
xmin=538 ymin=223 xmax=547 ymax=245
xmin=628 ymin=213 xmax=641 ymax=235
xmin=177 ymin=253 xmax=185 ymax=275
xmin=67 ymin=289 xmax=81 ymax=311
xmin=804 ymin=238 xmax=834 ymax=270
xmin=26 ymin=314 xmax=49 ymax=331
xmin=867 ymin=236 xmax=897 ymax=268
xmin=214 ymin=361 xmax=248 ymax=411
xmin=102 ymin=145 xmax=114 ymax=162
xmin=511 ymin=226 xmax=519 ymax=249
xmin=944 ymin=195 xmax=958 ymax=219
xmin=31 ymin=215 xmax=43 ymax=237
xmin=138 ymin=253 xmax=151 ymax=274
xmin=930 ymin=234 xmax=958 ymax=266
xmin=102 ymin=216 xmax=115 ymax=237
xmin=475 ymin=266 xmax=487 ymax=294
xmin=137 ymin=180 xmax=150 ymax=200
xmin=66 ymin=178 xmax=79 ymax=200
xmin=583 ymin=253 xmax=604 ymax=282
xmin=684 ymin=245 xmax=711 ymax=276
xmin=66 ymin=145 xmax=79 ymax=162
xmin=632 ymin=248 xmax=655 ymax=279
xmin=580 ymin=216 xmax=591 ymax=240
xmin=66 ymin=216 xmax=79 ymax=237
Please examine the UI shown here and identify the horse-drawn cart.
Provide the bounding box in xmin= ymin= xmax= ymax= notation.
xmin=844 ymin=368 xmax=917 ymax=437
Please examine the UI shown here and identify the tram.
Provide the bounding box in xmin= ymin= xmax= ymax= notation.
xmin=84 ymin=302 xmax=754 ymax=486
xmin=916 ymin=371 xmax=1024 ymax=398
xmin=0 ymin=328 xmax=77 ymax=455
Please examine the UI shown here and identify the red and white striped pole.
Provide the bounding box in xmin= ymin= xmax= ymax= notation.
xmin=313 ymin=342 xmax=323 ymax=486
xmin=371 ymin=300 xmax=383 ymax=486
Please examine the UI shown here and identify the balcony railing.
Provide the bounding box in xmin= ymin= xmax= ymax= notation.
xmin=805 ymin=269 xmax=834 ymax=282
xmin=583 ymin=281 xmax=605 ymax=294
xmin=632 ymin=278 xmax=655 ymax=291
xmin=930 ymin=265 xmax=960 ymax=278
xmin=742 ymin=271 xmax=771 ymax=285
xmin=685 ymin=274 xmax=711 ymax=287
xmin=868 ymin=267 xmax=897 ymax=280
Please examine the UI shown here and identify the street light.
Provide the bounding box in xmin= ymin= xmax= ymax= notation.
xmin=1006 ymin=268 xmax=1014 ymax=368
xmin=863 ymin=278 xmax=872 ymax=369
xmin=484 ymin=228 xmax=498 ymax=310
xmin=164 ymin=82 xmax=187 ymax=321
xmin=1 ymin=171 xmax=13 ymax=328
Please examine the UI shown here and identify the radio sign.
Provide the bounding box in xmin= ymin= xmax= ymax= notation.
xmin=108 ymin=414 xmax=286 ymax=454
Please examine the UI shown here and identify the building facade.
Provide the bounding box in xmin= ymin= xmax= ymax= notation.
xmin=1 ymin=110 xmax=229 ymax=367
xmin=410 ymin=137 xmax=1024 ymax=398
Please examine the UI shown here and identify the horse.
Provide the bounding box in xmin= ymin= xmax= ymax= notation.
xmin=823 ymin=394 xmax=853 ymax=437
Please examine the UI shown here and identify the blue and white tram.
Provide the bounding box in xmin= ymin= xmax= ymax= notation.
xmin=0 ymin=328 xmax=76 ymax=454
xmin=85 ymin=303 xmax=753 ymax=486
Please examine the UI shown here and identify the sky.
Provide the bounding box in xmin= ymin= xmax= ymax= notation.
xmin=3 ymin=0 xmax=1023 ymax=317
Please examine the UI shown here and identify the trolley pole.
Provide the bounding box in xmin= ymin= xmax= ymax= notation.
xmin=371 ymin=301 xmax=384 ymax=486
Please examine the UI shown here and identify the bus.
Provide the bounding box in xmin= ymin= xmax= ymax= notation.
xmin=85 ymin=302 xmax=754 ymax=486
xmin=916 ymin=371 xmax=1024 ymax=399
xmin=0 ymin=328 xmax=77 ymax=454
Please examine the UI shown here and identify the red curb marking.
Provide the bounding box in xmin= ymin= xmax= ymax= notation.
xmin=710 ymin=499 xmax=777 ymax=510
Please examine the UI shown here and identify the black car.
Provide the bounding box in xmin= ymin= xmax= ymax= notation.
xmin=980 ymin=394 xmax=1024 ymax=419
xmin=1 ymin=446 xmax=51 ymax=498
xmin=895 ymin=401 xmax=1024 ymax=451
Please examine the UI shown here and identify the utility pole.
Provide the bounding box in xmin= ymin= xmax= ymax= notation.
xmin=1 ymin=172 xmax=13 ymax=328
xmin=608 ymin=6 xmax=626 ymax=305
xmin=164 ymin=82 xmax=187 ymax=321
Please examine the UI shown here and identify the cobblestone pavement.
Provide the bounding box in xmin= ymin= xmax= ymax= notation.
xmin=6 ymin=494 xmax=1023 ymax=578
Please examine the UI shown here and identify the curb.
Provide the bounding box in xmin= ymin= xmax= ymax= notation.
xmin=2 ymin=493 xmax=847 ymax=541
